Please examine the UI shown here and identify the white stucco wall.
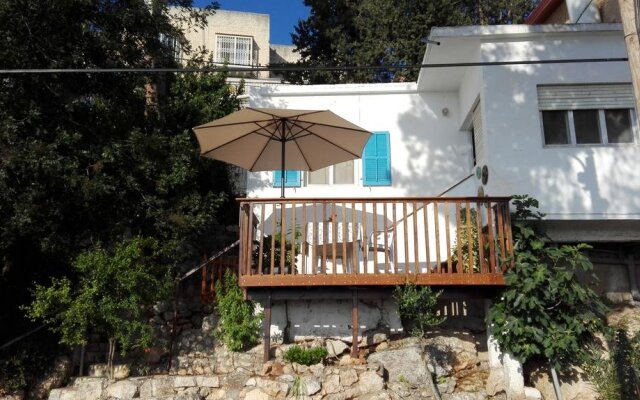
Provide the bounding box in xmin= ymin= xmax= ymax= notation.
xmin=248 ymin=83 xmax=473 ymax=198
xmin=478 ymin=31 xmax=640 ymax=220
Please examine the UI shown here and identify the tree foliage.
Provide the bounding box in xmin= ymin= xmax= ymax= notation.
xmin=214 ymin=270 xmax=262 ymax=352
xmin=487 ymin=196 xmax=607 ymax=370
xmin=0 ymin=0 xmax=239 ymax=390
xmin=288 ymin=0 xmax=536 ymax=83
xmin=27 ymin=237 xmax=174 ymax=352
xmin=394 ymin=283 xmax=445 ymax=337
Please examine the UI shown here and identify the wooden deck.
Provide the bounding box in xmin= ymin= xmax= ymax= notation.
xmin=237 ymin=197 xmax=513 ymax=288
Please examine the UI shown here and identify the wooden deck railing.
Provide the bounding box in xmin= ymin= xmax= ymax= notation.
xmin=238 ymin=197 xmax=513 ymax=287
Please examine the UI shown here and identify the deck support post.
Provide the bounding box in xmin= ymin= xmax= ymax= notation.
xmin=263 ymin=290 xmax=272 ymax=363
xmin=351 ymin=288 xmax=359 ymax=358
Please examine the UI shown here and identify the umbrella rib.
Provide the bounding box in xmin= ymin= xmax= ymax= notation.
xmin=291 ymin=137 xmax=312 ymax=170
xmin=194 ymin=118 xmax=279 ymax=130
xmin=200 ymin=131 xmax=260 ymax=156
xmin=248 ymin=135 xmax=275 ymax=171
xmin=306 ymin=133 xmax=362 ymax=158
xmin=247 ymin=108 xmax=327 ymax=119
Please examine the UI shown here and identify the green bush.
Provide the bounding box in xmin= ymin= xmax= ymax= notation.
xmin=487 ymin=196 xmax=607 ymax=370
xmin=283 ymin=345 xmax=328 ymax=365
xmin=215 ymin=269 xmax=262 ymax=351
xmin=393 ymin=283 xmax=445 ymax=337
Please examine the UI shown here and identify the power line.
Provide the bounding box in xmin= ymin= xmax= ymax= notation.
xmin=0 ymin=57 xmax=629 ymax=75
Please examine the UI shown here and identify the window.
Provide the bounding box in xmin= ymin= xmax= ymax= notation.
xmin=273 ymin=170 xmax=301 ymax=187
xmin=307 ymin=161 xmax=355 ymax=185
xmin=215 ymin=35 xmax=253 ymax=66
xmin=363 ymin=131 xmax=391 ymax=186
xmin=538 ymin=84 xmax=638 ymax=146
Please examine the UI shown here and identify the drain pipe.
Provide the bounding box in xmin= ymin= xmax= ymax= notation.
xmin=626 ymin=251 xmax=640 ymax=302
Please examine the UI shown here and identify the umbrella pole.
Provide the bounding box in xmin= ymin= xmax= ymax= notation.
xmin=280 ymin=121 xmax=286 ymax=199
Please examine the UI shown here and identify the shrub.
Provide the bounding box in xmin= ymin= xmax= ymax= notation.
xmin=488 ymin=196 xmax=607 ymax=370
xmin=283 ymin=345 xmax=328 ymax=366
xmin=215 ymin=269 xmax=262 ymax=351
xmin=393 ymin=283 xmax=445 ymax=337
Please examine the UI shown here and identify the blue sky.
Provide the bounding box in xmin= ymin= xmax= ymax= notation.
xmin=193 ymin=1 xmax=311 ymax=45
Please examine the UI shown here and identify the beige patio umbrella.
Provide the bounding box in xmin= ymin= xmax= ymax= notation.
xmin=193 ymin=108 xmax=372 ymax=197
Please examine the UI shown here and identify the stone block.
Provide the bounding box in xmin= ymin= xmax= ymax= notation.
xmin=244 ymin=388 xmax=270 ymax=400
xmin=104 ymin=380 xmax=139 ymax=399
xmin=139 ymin=376 xmax=174 ymax=398
xmin=196 ymin=376 xmax=220 ymax=388
xmin=173 ymin=376 xmax=197 ymax=388
xmin=302 ymin=377 xmax=321 ymax=395
xmin=71 ymin=377 xmax=106 ymax=400
xmin=339 ymin=368 xmax=359 ymax=387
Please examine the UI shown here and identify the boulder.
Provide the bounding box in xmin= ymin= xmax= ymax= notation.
xmin=425 ymin=333 xmax=478 ymax=374
xmin=254 ymin=377 xmax=289 ymax=398
xmin=195 ymin=376 xmax=219 ymax=388
xmin=326 ymin=339 xmax=349 ymax=358
xmin=529 ymin=364 xmax=597 ymax=400
xmin=524 ymin=386 xmax=542 ymax=400
xmin=29 ymin=355 xmax=72 ymax=400
xmin=323 ymin=374 xmax=341 ymax=394
xmin=367 ymin=345 xmax=427 ymax=386
xmin=357 ymin=371 xmax=385 ymax=393
xmin=485 ymin=368 xmax=505 ymax=396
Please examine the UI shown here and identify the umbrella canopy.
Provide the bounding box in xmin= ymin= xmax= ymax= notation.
xmin=193 ymin=107 xmax=372 ymax=197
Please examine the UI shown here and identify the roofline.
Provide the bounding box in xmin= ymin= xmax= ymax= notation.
xmin=428 ymin=23 xmax=623 ymax=40
xmin=524 ymin=0 xmax=564 ymax=24
xmin=254 ymin=82 xmax=420 ymax=97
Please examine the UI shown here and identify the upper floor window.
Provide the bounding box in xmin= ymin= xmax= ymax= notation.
xmin=307 ymin=161 xmax=355 ymax=185
xmin=538 ymin=84 xmax=638 ymax=146
xmin=216 ymin=34 xmax=253 ymax=66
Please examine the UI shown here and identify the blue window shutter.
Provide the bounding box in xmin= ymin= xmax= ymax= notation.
xmin=363 ymin=131 xmax=391 ymax=186
xmin=273 ymin=170 xmax=301 ymax=187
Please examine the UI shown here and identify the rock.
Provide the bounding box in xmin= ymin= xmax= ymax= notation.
xmin=87 ymin=363 xmax=130 ymax=380
xmin=303 ymin=377 xmax=321 ymax=395
xmin=357 ymin=371 xmax=385 ymax=392
xmin=425 ymin=333 xmax=478 ymax=374
xmin=270 ymin=361 xmax=284 ymax=377
xmin=326 ymin=339 xmax=349 ymax=358
xmin=0 ymin=395 xmax=24 ymax=400
xmin=356 ymin=393 xmax=392 ymax=400
xmin=485 ymin=368 xmax=505 ymax=396
xmin=340 ymin=368 xmax=359 ymax=387
xmin=245 ymin=377 xmax=257 ymax=387
xmin=28 ymin=355 xmax=72 ymax=400
xmin=448 ymin=392 xmax=476 ymax=400
xmin=195 ymin=376 xmax=220 ymax=388
xmin=368 ymin=345 xmax=427 ymax=386
xmin=104 ymin=380 xmax=139 ymax=399
xmin=175 ymin=393 xmax=201 ymax=400
xmin=437 ymin=376 xmax=456 ymax=395
xmin=529 ymin=363 xmax=597 ymax=400
xmin=174 ymin=376 xmax=197 ymax=388
xmin=372 ymin=333 xmax=388 ymax=345
xmin=244 ymin=388 xmax=270 ymax=400
xmin=70 ymin=377 xmax=106 ymax=400
xmin=323 ymin=374 xmax=341 ymax=394
xmin=525 ymin=386 xmax=542 ymax=400
xmin=139 ymin=376 xmax=174 ymax=398
xmin=47 ymin=387 xmax=78 ymax=400
xmin=255 ymin=377 xmax=289 ymax=397
xmin=374 ymin=342 xmax=389 ymax=352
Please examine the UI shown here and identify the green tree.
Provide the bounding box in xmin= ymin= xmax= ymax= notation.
xmin=26 ymin=237 xmax=174 ymax=378
xmin=488 ymin=196 xmax=607 ymax=375
xmin=287 ymin=0 xmax=535 ymax=83
xmin=0 ymin=0 xmax=240 ymax=391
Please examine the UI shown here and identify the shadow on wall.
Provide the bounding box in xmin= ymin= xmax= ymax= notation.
xmin=480 ymin=37 xmax=639 ymax=216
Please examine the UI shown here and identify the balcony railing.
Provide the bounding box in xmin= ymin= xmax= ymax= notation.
xmin=238 ymin=197 xmax=513 ymax=287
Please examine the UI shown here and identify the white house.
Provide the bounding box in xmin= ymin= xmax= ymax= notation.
xmin=245 ymin=23 xmax=640 ymax=300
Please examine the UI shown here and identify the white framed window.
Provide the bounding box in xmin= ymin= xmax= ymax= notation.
xmin=215 ymin=34 xmax=253 ymax=66
xmin=306 ymin=160 xmax=355 ymax=185
xmin=538 ymin=84 xmax=638 ymax=146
